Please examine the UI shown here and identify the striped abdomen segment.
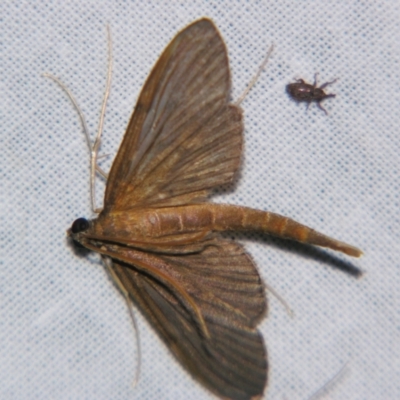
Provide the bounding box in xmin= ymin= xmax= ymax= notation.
xmin=208 ymin=204 xmax=362 ymax=257
xmin=115 ymin=204 xmax=362 ymax=258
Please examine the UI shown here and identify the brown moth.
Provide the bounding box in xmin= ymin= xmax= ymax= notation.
xmin=67 ymin=19 xmax=362 ymax=400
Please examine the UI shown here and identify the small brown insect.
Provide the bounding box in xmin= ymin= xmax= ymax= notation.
xmin=286 ymin=73 xmax=337 ymax=114
xmin=62 ymin=20 xmax=360 ymax=400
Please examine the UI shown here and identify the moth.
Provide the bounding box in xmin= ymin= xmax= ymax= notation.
xmin=286 ymin=74 xmax=337 ymax=114
xmin=66 ymin=19 xmax=361 ymax=400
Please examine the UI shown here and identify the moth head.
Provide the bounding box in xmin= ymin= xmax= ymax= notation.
xmin=71 ymin=217 xmax=90 ymax=233
xmin=68 ymin=217 xmax=91 ymax=247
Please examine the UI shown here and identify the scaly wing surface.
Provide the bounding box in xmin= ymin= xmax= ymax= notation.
xmin=110 ymin=238 xmax=267 ymax=400
xmin=103 ymin=19 xmax=243 ymax=212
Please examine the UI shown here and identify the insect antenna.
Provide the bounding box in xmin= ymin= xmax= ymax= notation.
xmin=235 ymin=43 xmax=274 ymax=106
xmin=45 ymin=26 xmax=143 ymax=386
xmin=90 ymin=24 xmax=113 ymax=213
xmin=43 ymin=25 xmax=113 ymax=214
xmin=41 ymin=73 xmax=109 ymax=181
xmin=43 ymin=73 xmax=92 ymax=152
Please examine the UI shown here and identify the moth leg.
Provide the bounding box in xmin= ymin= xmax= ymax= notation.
xmin=235 ymin=43 xmax=274 ymax=106
xmin=264 ymin=281 xmax=294 ymax=317
xmin=85 ymin=242 xmax=210 ymax=340
xmin=92 ymin=165 xmax=108 ymax=180
xmin=102 ymin=256 xmax=141 ymax=387
xmin=95 ymin=153 xmax=111 ymax=179
xmin=306 ymin=361 xmax=349 ymax=400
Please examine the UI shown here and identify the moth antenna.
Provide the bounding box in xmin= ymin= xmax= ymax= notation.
xmin=91 ymin=24 xmax=113 ymax=214
xmin=235 ymin=43 xmax=274 ymax=106
xmin=103 ymin=256 xmax=142 ymax=388
xmin=43 ymin=28 xmax=112 ymax=212
xmin=44 ymin=73 xmax=108 ymax=190
xmin=264 ymin=281 xmax=294 ymax=318
xmin=307 ymin=361 xmax=349 ymax=400
xmin=43 ymin=73 xmax=92 ymax=151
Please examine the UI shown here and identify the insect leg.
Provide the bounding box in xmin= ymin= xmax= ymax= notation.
xmin=307 ymin=362 xmax=349 ymax=400
xmin=320 ymin=78 xmax=338 ymax=89
xmin=84 ymin=242 xmax=211 ymax=339
xmin=235 ymin=44 xmax=274 ymax=106
xmin=313 ymin=72 xmax=319 ymax=88
xmin=317 ymin=101 xmax=329 ymax=115
xmin=103 ymin=256 xmax=141 ymax=387
xmin=264 ymin=281 xmax=294 ymax=318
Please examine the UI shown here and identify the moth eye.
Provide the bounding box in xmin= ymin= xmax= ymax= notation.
xmin=71 ymin=218 xmax=89 ymax=234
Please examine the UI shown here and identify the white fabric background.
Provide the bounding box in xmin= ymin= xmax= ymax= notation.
xmin=2 ymin=1 xmax=399 ymax=399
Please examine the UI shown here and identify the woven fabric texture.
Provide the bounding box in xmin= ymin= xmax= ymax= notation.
xmin=2 ymin=1 xmax=399 ymax=399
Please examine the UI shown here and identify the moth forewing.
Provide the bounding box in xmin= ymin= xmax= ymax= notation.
xmin=66 ymin=18 xmax=362 ymax=400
